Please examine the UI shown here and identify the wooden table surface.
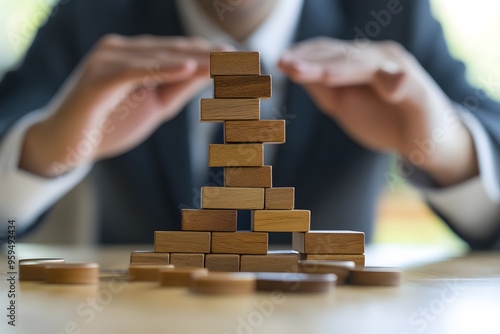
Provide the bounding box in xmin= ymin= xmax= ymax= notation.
xmin=1 ymin=245 xmax=499 ymax=334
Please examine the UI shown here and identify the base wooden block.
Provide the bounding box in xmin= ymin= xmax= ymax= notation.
xmin=265 ymin=187 xmax=295 ymax=209
xmin=45 ymin=263 xmax=99 ymax=284
xmin=212 ymin=232 xmax=268 ymax=255
xmin=19 ymin=258 xmax=65 ymax=281
xmin=160 ymin=267 xmax=208 ymax=287
xmin=292 ymin=231 xmax=365 ymax=255
xmin=240 ymin=250 xmax=299 ymax=273
xmin=225 ymin=166 xmax=272 ymax=188
xmin=208 ymin=144 xmax=263 ymax=167
xmin=210 ymin=52 xmax=260 ymax=76
xmin=300 ymin=254 xmax=365 ymax=267
xmin=190 ymin=273 xmax=256 ymax=295
xmin=255 ymin=272 xmax=335 ymax=293
xmin=181 ymin=209 xmax=237 ymax=232
xmin=214 ymin=75 xmax=271 ymax=99
xmin=201 ymin=187 xmax=264 ymax=210
xmin=205 ymin=254 xmax=240 ymax=272
xmin=349 ymin=267 xmax=402 ymax=286
xmin=200 ymin=99 xmax=260 ymax=122
xmin=252 ymin=210 xmax=310 ymax=232
xmin=170 ymin=253 xmax=205 ymax=268
xmin=129 ymin=265 xmax=174 ymax=282
xmin=130 ymin=251 xmax=170 ymax=265
xmin=154 ymin=231 xmax=211 ymax=253
xmin=224 ymin=120 xmax=285 ymax=143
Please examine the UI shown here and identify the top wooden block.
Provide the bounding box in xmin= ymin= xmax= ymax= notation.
xmin=210 ymin=52 xmax=260 ymax=76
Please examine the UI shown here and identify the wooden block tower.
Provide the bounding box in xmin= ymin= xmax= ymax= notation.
xmin=130 ymin=52 xmax=365 ymax=272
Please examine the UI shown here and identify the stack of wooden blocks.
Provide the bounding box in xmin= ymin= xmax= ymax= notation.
xmin=130 ymin=52 xmax=365 ymax=272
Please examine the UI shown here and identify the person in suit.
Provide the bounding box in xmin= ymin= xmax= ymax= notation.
xmin=1 ymin=0 xmax=499 ymax=248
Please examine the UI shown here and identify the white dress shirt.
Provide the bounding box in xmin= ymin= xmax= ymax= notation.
xmin=0 ymin=0 xmax=499 ymax=242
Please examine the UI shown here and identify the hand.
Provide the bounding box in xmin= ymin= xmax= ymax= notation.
xmin=279 ymin=38 xmax=478 ymax=186
xmin=20 ymin=35 xmax=229 ymax=178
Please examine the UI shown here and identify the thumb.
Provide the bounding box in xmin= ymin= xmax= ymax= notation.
xmin=371 ymin=62 xmax=407 ymax=104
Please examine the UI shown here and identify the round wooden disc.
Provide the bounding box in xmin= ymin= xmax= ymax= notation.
xmin=128 ymin=265 xmax=174 ymax=282
xmin=45 ymin=263 xmax=99 ymax=284
xmin=159 ymin=267 xmax=208 ymax=287
xmin=256 ymin=272 xmax=336 ymax=293
xmin=19 ymin=258 xmax=65 ymax=281
xmin=298 ymin=260 xmax=355 ymax=285
xmin=349 ymin=267 xmax=401 ymax=286
xmin=190 ymin=273 xmax=256 ymax=295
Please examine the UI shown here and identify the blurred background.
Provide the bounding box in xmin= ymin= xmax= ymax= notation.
xmin=1 ymin=0 xmax=499 ymax=249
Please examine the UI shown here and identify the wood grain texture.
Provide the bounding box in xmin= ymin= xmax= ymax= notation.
xmin=204 ymin=254 xmax=240 ymax=272
xmin=210 ymin=52 xmax=260 ymax=76
xmin=201 ymin=187 xmax=264 ymax=210
xmin=154 ymin=231 xmax=211 ymax=253
xmin=130 ymin=251 xmax=170 ymax=265
xmin=292 ymin=231 xmax=365 ymax=255
xmin=265 ymin=187 xmax=295 ymax=209
xmin=224 ymin=166 xmax=272 ymax=187
xmin=208 ymin=144 xmax=263 ymax=167
xmin=240 ymin=250 xmax=299 ymax=273
xmin=200 ymin=99 xmax=260 ymax=122
xmin=225 ymin=120 xmax=285 ymax=143
xmin=301 ymin=254 xmax=366 ymax=267
xmin=128 ymin=265 xmax=174 ymax=282
xmin=214 ymin=75 xmax=271 ymax=99
xmin=252 ymin=210 xmax=310 ymax=232
xmin=170 ymin=253 xmax=205 ymax=268
xmin=181 ymin=209 xmax=237 ymax=232
xmin=212 ymin=232 xmax=268 ymax=255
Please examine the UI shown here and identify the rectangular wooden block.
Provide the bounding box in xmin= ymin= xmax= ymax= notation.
xmin=265 ymin=187 xmax=295 ymax=209
xmin=154 ymin=231 xmax=211 ymax=253
xmin=225 ymin=120 xmax=285 ymax=143
xmin=200 ymin=99 xmax=260 ymax=122
xmin=181 ymin=209 xmax=237 ymax=232
xmin=214 ymin=75 xmax=271 ymax=99
xmin=225 ymin=166 xmax=272 ymax=188
xmin=212 ymin=232 xmax=268 ymax=255
xmin=204 ymin=254 xmax=240 ymax=272
xmin=210 ymin=52 xmax=260 ymax=76
xmin=292 ymin=231 xmax=365 ymax=255
xmin=252 ymin=210 xmax=310 ymax=232
xmin=170 ymin=253 xmax=205 ymax=268
xmin=240 ymin=250 xmax=299 ymax=273
xmin=201 ymin=187 xmax=264 ymax=210
xmin=300 ymin=254 xmax=365 ymax=267
xmin=130 ymin=251 xmax=170 ymax=265
xmin=209 ymin=144 xmax=263 ymax=167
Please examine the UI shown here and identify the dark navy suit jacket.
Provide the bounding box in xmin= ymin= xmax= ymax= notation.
xmin=1 ymin=0 xmax=500 ymax=248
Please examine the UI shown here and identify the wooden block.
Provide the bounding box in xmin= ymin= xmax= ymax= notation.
xmin=225 ymin=166 xmax=272 ymax=188
xmin=298 ymin=260 xmax=355 ymax=285
xmin=201 ymin=187 xmax=264 ymax=210
xmin=255 ymin=272 xmax=335 ymax=293
xmin=210 ymin=52 xmax=260 ymax=76
xmin=265 ymin=187 xmax=295 ymax=210
xmin=170 ymin=253 xmax=205 ymax=268
xmin=209 ymin=144 xmax=263 ymax=167
xmin=19 ymin=258 xmax=65 ymax=281
xmin=214 ymin=75 xmax=271 ymax=99
xmin=205 ymin=254 xmax=240 ymax=272
xmin=154 ymin=231 xmax=211 ymax=253
xmin=128 ymin=265 xmax=174 ymax=282
xmin=212 ymin=232 xmax=268 ymax=255
xmin=130 ymin=251 xmax=170 ymax=265
xmin=159 ymin=267 xmax=208 ymax=287
xmin=252 ymin=210 xmax=310 ymax=232
xmin=45 ymin=263 xmax=99 ymax=284
xmin=181 ymin=209 xmax=237 ymax=232
xmin=301 ymin=254 xmax=366 ymax=267
xmin=349 ymin=267 xmax=402 ymax=286
xmin=225 ymin=120 xmax=285 ymax=143
xmin=200 ymin=99 xmax=260 ymax=122
xmin=292 ymin=231 xmax=365 ymax=255
xmin=190 ymin=273 xmax=256 ymax=295
xmin=240 ymin=250 xmax=299 ymax=273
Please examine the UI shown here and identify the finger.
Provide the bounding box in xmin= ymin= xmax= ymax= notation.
xmin=371 ymin=63 xmax=408 ymax=103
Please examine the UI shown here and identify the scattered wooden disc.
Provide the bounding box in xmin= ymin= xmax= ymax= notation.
xmin=159 ymin=267 xmax=208 ymax=287
xmin=128 ymin=264 xmax=174 ymax=282
xmin=349 ymin=267 xmax=401 ymax=286
xmin=19 ymin=258 xmax=65 ymax=281
xmin=190 ymin=272 xmax=256 ymax=295
xmin=45 ymin=263 xmax=99 ymax=284
xmin=256 ymin=272 xmax=336 ymax=293
xmin=298 ymin=260 xmax=355 ymax=285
